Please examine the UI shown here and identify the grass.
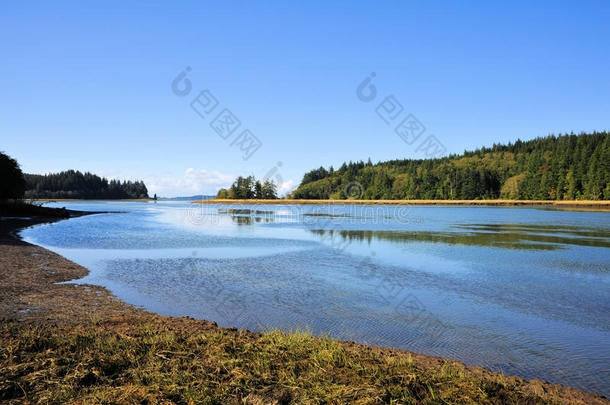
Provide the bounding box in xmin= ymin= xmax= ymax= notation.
xmin=0 ymin=317 xmax=559 ymax=404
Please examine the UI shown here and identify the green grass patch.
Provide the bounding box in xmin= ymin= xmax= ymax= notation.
xmin=0 ymin=319 xmax=560 ymax=404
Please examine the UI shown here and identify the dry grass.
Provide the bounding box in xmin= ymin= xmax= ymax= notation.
xmin=0 ymin=317 xmax=577 ymax=404
xmin=194 ymin=199 xmax=610 ymax=210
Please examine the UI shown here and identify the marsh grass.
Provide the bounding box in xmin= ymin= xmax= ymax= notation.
xmin=0 ymin=318 xmax=559 ymax=404
xmin=195 ymin=198 xmax=610 ymax=209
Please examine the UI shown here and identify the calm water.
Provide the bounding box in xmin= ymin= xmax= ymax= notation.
xmin=20 ymin=201 xmax=610 ymax=396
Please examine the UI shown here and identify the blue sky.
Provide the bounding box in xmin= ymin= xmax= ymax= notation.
xmin=1 ymin=1 xmax=609 ymax=196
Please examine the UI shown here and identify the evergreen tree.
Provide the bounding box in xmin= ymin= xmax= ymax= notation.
xmin=254 ymin=181 xmax=263 ymax=199
xmin=0 ymin=152 xmax=26 ymax=200
xmin=262 ymin=180 xmax=278 ymax=199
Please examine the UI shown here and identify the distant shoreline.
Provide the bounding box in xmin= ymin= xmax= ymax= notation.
xmin=194 ymin=198 xmax=610 ymax=211
xmin=26 ymin=198 xmax=610 ymax=211
xmin=23 ymin=197 xmax=151 ymax=203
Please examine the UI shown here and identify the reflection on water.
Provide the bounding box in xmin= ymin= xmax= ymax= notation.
xmin=310 ymin=225 xmax=610 ymax=250
xmin=19 ymin=201 xmax=610 ymax=397
xmin=218 ymin=208 xmax=275 ymax=215
xmin=230 ymin=216 xmax=274 ymax=225
xmin=302 ymin=213 xmax=352 ymax=217
xmin=456 ymin=223 xmax=610 ymax=238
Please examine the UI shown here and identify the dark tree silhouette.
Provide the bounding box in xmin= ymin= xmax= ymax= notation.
xmin=0 ymin=152 xmax=26 ymax=200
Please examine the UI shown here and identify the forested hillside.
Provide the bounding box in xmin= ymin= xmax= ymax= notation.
xmin=291 ymin=132 xmax=610 ymax=200
xmin=24 ymin=170 xmax=149 ymax=199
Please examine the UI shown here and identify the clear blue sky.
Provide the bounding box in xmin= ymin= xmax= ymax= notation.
xmin=2 ymin=1 xmax=609 ymax=196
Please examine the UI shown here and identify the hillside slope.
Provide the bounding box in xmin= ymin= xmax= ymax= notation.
xmin=291 ymin=132 xmax=610 ymax=200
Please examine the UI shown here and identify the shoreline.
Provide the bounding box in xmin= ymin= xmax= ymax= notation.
xmin=194 ymin=198 xmax=610 ymax=211
xmin=29 ymin=197 xmax=610 ymax=211
xmin=27 ymin=198 xmax=155 ymax=202
xmin=1 ymin=213 xmax=608 ymax=403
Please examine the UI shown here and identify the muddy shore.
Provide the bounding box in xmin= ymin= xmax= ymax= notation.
xmin=1 ymin=213 xmax=607 ymax=404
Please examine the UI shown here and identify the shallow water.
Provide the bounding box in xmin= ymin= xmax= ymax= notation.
xmin=20 ymin=201 xmax=610 ymax=396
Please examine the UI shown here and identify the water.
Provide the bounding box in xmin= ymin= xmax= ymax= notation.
xmin=20 ymin=201 xmax=610 ymax=396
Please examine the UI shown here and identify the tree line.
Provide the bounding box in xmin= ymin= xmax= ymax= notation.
xmin=290 ymin=131 xmax=610 ymax=200
xmin=24 ymin=170 xmax=149 ymax=199
xmin=217 ymin=176 xmax=278 ymax=199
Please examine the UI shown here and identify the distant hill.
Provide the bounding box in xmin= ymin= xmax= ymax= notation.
xmin=291 ymin=132 xmax=610 ymax=200
xmin=159 ymin=195 xmax=215 ymax=201
xmin=24 ymin=170 xmax=149 ymax=199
